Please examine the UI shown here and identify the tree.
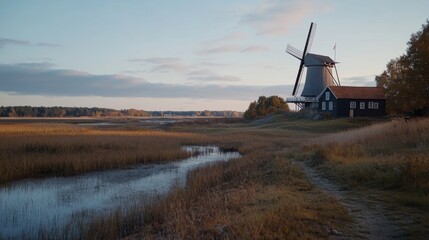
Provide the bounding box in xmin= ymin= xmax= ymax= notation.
xmin=376 ymin=20 xmax=429 ymax=115
xmin=244 ymin=96 xmax=290 ymax=119
xmin=244 ymin=101 xmax=257 ymax=119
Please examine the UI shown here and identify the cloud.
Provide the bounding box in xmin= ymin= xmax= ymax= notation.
xmin=128 ymin=57 xmax=181 ymax=64
xmin=150 ymin=63 xmax=188 ymax=73
xmin=0 ymin=63 xmax=292 ymax=100
xmin=241 ymin=45 xmax=270 ymax=52
xmin=198 ymin=45 xmax=241 ymax=55
xmin=341 ymin=75 xmax=377 ymax=86
xmin=197 ymin=61 xmax=229 ymax=67
xmin=187 ymin=70 xmax=241 ymax=82
xmin=128 ymin=57 xmax=187 ymax=73
xmin=0 ymin=37 xmax=61 ymax=48
xmin=35 ymin=42 xmax=62 ymax=48
xmin=198 ymin=44 xmax=269 ymax=55
xmin=0 ymin=38 xmax=30 ymax=47
xmin=242 ymin=0 xmax=333 ymax=35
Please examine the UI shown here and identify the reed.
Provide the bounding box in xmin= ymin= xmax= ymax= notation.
xmin=73 ymin=127 xmax=353 ymax=239
xmin=305 ymin=118 xmax=429 ymax=194
xmin=0 ymin=123 xmax=209 ymax=184
xmin=4 ymin=118 xmax=374 ymax=239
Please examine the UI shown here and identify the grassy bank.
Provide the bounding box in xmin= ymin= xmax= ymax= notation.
xmin=59 ymin=127 xmax=353 ymax=239
xmin=2 ymin=117 xmax=386 ymax=239
xmin=0 ymin=123 xmax=210 ymax=184
xmin=298 ymin=118 xmax=429 ymax=237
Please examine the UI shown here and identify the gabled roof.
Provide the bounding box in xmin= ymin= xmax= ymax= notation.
xmin=322 ymin=86 xmax=386 ymax=100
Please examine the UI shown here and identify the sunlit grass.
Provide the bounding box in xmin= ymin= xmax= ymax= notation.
xmin=295 ymin=117 xmax=429 ymax=238
xmin=0 ymin=123 xmax=209 ymax=184
xmin=305 ymin=118 xmax=429 ymax=193
xmin=1 ymin=117 xmax=381 ymax=239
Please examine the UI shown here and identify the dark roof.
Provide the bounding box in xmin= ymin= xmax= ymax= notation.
xmin=305 ymin=53 xmax=335 ymax=65
xmin=328 ymin=86 xmax=386 ymax=99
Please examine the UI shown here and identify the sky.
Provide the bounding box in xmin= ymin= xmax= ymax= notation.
xmin=0 ymin=0 xmax=428 ymax=111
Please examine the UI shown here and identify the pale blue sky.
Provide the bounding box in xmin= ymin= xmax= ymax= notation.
xmin=0 ymin=0 xmax=428 ymax=111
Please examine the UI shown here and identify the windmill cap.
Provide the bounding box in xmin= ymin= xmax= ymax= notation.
xmin=305 ymin=53 xmax=335 ymax=66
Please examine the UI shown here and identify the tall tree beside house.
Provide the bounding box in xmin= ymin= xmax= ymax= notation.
xmin=376 ymin=20 xmax=429 ymax=115
xmin=244 ymin=96 xmax=290 ymax=119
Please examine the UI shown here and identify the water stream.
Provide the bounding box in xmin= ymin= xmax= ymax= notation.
xmin=0 ymin=146 xmax=240 ymax=239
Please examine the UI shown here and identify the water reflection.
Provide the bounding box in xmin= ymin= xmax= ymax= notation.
xmin=0 ymin=146 xmax=240 ymax=239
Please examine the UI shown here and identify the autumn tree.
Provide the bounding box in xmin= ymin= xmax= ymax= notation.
xmin=376 ymin=20 xmax=429 ymax=115
xmin=244 ymin=95 xmax=290 ymax=119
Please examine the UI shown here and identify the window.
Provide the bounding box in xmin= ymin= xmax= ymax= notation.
xmin=368 ymin=102 xmax=374 ymax=109
xmin=350 ymin=101 xmax=356 ymax=109
xmin=374 ymin=102 xmax=379 ymax=109
xmin=360 ymin=102 xmax=365 ymax=109
xmin=322 ymin=102 xmax=326 ymax=110
xmin=325 ymin=92 xmax=330 ymax=101
xmin=328 ymin=102 xmax=333 ymax=110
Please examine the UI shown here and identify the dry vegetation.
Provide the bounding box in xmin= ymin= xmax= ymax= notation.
xmin=299 ymin=118 xmax=429 ymax=237
xmin=6 ymin=117 xmax=421 ymax=239
xmin=305 ymin=118 xmax=429 ymax=193
xmin=0 ymin=118 xmax=366 ymax=239
xmin=65 ymin=129 xmax=353 ymax=239
xmin=0 ymin=123 xmax=209 ymax=184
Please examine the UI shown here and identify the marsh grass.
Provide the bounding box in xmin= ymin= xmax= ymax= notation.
xmin=73 ymin=153 xmax=352 ymax=240
xmin=297 ymin=118 xmax=429 ymax=238
xmin=305 ymin=118 xmax=429 ymax=194
xmin=0 ymin=123 xmax=210 ymax=184
xmin=3 ymin=118 xmax=370 ymax=239
xmin=140 ymin=154 xmax=351 ymax=239
xmin=68 ymin=127 xmax=354 ymax=240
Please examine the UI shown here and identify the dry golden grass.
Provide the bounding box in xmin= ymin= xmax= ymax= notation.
xmin=298 ymin=118 xmax=429 ymax=238
xmin=0 ymin=123 xmax=209 ymax=184
xmin=2 ymin=118 xmax=367 ymax=239
xmin=65 ymin=125 xmax=354 ymax=240
xmin=138 ymin=153 xmax=352 ymax=240
xmin=306 ymin=118 xmax=429 ymax=193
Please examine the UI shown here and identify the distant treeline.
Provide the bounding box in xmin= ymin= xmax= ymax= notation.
xmin=0 ymin=106 xmax=242 ymax=118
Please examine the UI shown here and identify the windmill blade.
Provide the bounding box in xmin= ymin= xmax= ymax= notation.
xmin=292 ymin=62 xmax=305 ymax=96
xmin=286 ymin=44 xmax=303 ymax=60
xmin=302 ymin=22 xmax=317 ymax=56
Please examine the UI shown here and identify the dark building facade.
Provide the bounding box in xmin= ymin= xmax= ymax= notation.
xmin=318 ymin=86 xmax=386 ymax=118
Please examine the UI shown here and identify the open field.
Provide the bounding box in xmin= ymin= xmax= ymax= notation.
xmin=298 ymin=118 xmax=429 ymax=238
xmin=2 ymin=116 xmax=427 ymax=239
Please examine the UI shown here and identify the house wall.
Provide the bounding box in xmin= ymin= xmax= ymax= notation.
xmin=318 ymin=88 xmax=339 ymax=117
xmin=339 ymin=99 xmax=386 ymax=117
xmin=318 ymin=88 xmax=386 ymax=118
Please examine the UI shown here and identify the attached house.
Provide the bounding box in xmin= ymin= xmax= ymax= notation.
xmin=318 ymin=86 xmax=386 ymax=118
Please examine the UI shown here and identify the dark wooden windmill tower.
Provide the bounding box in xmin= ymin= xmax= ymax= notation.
xmin=286 ymin=22 xmax=340 ymax=109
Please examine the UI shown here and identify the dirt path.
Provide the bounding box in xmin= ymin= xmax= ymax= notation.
xmin=294 ymin=160 xmax=408 ymax=239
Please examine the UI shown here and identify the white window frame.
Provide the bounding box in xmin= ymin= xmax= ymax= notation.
xmin=350 ymin=101 xmax=356 ymax=109
xmin=322 ymin=102 xmax=326 ymax=110
xmin=368 ymin=102 xmax=374 ymax=109
xmin=360 ymin=102 xmax=365 ymax=109
xmin=374 ymin=102 xmax=379 ymax=109
xmin=325 ymin=92 xmax=330 ymax=101
xmin=328 ymin=101 xmax=333 ymax=110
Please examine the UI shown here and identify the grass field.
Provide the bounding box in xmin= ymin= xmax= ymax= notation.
xmin=3 ymin=116 xmax=424 ymax=239
xmin=298 ymin=117 xmax=429 ymax=238
xmin=49 ymin=118 xmax=356 ymax=239
xmin=0 ymin=123 xmax=210 ymax=184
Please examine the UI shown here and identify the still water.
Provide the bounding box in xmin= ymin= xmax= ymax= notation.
xmin=0 ymin=146 xmax=240 ymax=239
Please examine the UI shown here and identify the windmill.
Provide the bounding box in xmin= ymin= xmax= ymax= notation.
xmin=286 ymin=22 xmax=340 ymax=108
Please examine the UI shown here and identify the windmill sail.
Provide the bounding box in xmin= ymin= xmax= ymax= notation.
xmin=285 ymin=22 xmax=340 ymax=108
xmin=290 ymin=22 xmax=317 ymax=96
